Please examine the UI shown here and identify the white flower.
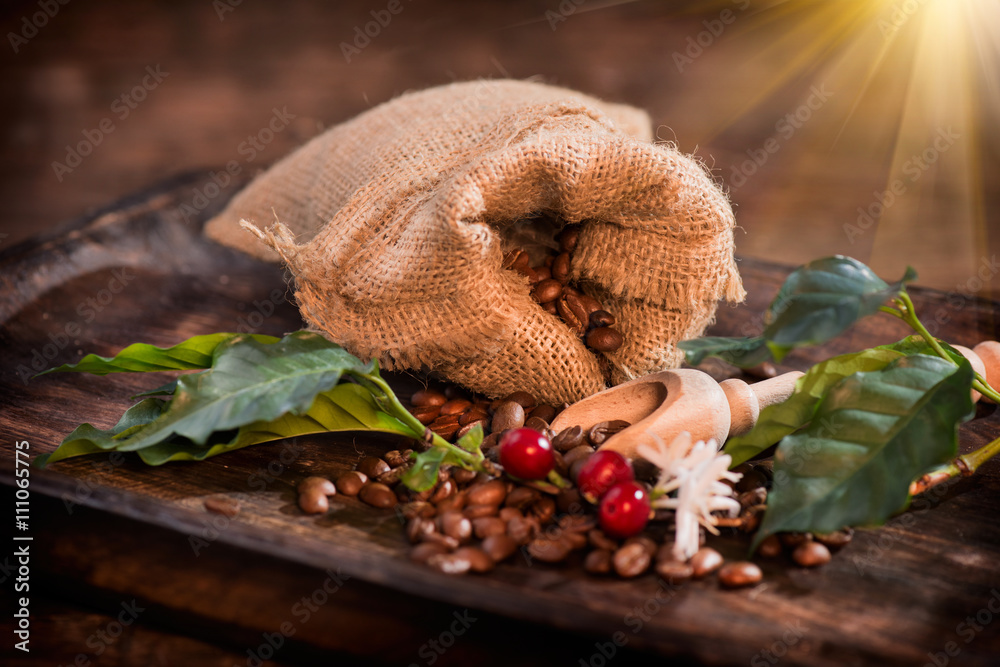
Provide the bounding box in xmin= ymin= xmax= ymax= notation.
xmin=638 ymin=432 xmax=742 ymax=561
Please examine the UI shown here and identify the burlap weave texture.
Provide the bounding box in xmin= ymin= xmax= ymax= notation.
xmin=205 ymin=79 xmax=744 ymax=404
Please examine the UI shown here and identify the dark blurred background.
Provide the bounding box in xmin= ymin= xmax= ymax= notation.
xmin=1 ymin=0 xmax=998 ymax=292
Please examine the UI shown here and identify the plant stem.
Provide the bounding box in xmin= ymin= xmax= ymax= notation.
xmin=896 ymin=291 xmax=955 ymax=363
xmin=910 ymin=434 xmax=1000 ymax=496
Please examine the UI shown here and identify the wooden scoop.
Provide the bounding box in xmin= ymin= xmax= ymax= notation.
xmin=550 ymin=369 xmax=803 ymax=460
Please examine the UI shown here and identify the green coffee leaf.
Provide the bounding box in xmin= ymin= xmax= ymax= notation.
xmin=33 ymin=398 xmax=167 ymax=467
xmin=402 ymin=446 xmax=468 ymax=493
xmin=455 ymin=423 xmax=485 ymax=455
xmin=678 ymin=336 xmax=770 ymax=367
xmin=114 ymin=332 xmax=375 ymax=451
xmin=753 ymin=354 xmax=973 ymax=548
xmin=763 ymin=256 xmax=915 ymax=361
xmin=38 ymin=333 xmax=279 ymax=376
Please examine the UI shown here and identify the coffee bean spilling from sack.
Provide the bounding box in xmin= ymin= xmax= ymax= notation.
xmin=503 ymin=225 xmax=624 ymax=354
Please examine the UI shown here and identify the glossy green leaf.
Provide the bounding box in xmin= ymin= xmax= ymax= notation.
xmin=38 ymin=333 xmax=280 ymax=376
xmin=763 ymin=257 xmax=915 ymax=361
xmin=33 ymin=398 xmax=167 ymax=468
xmin=402 ymin=446 xmax=468 ymax=493
xmin=725 ymin=348 xmax=907 ymax=466
xmin=753 ymin=354 xmax=973 ymax=548
xmin=678 ymin=336 xmax=771 ymax=367
xmin=455 ymin=423 xmax=485 ymax=455
xmin=114 ymin=332 xmax=375 ymax=451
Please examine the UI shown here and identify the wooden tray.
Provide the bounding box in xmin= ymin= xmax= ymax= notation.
xmin=3 ymin=170 xmax=1000 ymax=666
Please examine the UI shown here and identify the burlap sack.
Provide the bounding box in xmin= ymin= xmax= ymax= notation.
xmin=205 ymin=79 xmax=744 ymax=404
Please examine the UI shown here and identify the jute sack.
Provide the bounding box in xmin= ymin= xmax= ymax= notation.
xmin=205 ymin=79 xmax=744 ymax=404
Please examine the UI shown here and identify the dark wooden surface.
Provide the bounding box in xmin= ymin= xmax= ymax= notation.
xmin=2 ymin=171 xmax=1000 ymax=666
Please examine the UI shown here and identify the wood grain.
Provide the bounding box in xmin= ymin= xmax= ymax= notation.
xmin=2 ymin=170 xmax=999 ymax=666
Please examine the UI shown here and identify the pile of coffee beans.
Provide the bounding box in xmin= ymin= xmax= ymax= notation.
xmin=503 ymin=225 xmax=624 ymax=354
xmin=292 ymin=383 xmax=851 ymax=587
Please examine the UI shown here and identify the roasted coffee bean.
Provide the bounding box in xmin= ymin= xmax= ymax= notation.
xmin=613 ymin=541 xmax=652 ymax=578
xmin=557 ymin=225 xmax=580 ymax=253
xmin=452 ymin=467 xmax=478 ymax=485
xmin=557 ymin=294 xmax=587 ymax=334
xmin=427 ymin=552 xmax=472 ymax=575
xmin=530 ymin=496 xmax=557 ymax=524
xmin=736 ymin=468 xmax=769 ymax=493
xmin=507 ymin=515 xmax=538 ymax=544
xmin=473 ymin=516 xmax=507 ymax=539
xmin=504 ymin=486 xmax=540 ymax=509
xmin=690 ymin=547 xmax=724 ymax=578
xmin=584 ymin=549 xmax=613 ymax=575
xmin=589 ymin=309 xmax=616 ymax=329
xmin=297 ymin=476 xmax=336 ymax=496
xmin=565 ymin=531 xmax=589 ymax=550
xmin=552 ymin=449 xmax=569 ymax=477
xmin=421 ymin=532 xmax=460 ymax=550
xmin=503 ymin=391 xmax=537 ymax=410
xmin=524 ymin=416 xmax=550 ymax=432
xmin=756 ymin=534 xmax=783 ymax=558
xmin=552 ymin=252 xmax=572 ymax=283
xmin=533 ymin=264 xmax=552 ymax=282
xmin=529 ymin=404 xmax=558 ymax=423
xmin=435 ymin=491 xmax=467 ymax=514
xmin=589 ymin=529 xmax=619 ymax=551
xmin=587 ymin=420 xmax=630 ymax=446
xmin=569 ymin=458 xmax=590 ymax=485
xmin=409 ymin=405 xmax=439 ymax=425
xmin=467 ymin=479 xmax=506 ymax=506
xmin=357 ymin=456 xmax=390 ymax=479
xmin=430 ymin=416 xmax=461 ymax=440
xmin=563 ymin=444 xmax=595 ymax=467
xmin=377 ymin=467 xmax=405 ymax=486
xmin=577 ymin=294 xmax=603 ymax=318
xmin=778 ymin=532 xmax=813 ymax=549
xmin=440 ymin=398 xmax=473 ymax=416
xmin=464 ymin=503 xmax=499 ymax=520
xmin=815 ymin=528 xmax=854 ymax=549
xmin=556 ymin=488 xmax=583 ymax=514
xmin=203 ymin=496 xmax=240 ymax=518
xmin=401 ymin=501 xmax=436 ymax=520
xmin=737 ymin=488 xmax=767 ymax=510
xmin=532 ymin=278 xmax=564 ymax=304
xmin=586 ymin=327 xmax=624 ymax=352
xmin=626 ymin=536 xmax=657 ymax=557
xmin=459 ymin=408 xmax=489 ymax=426
xmin=438 ymin=511 xmax=473 ymax=543
xmin=384 ymin=450 xmax=408 ymax=468
xmin=656 ymin=558 xmax=694 ymax=584
xmin=359 ymin=482 xmax=396 ymax=508
xmin=429 ymin=479 xmax=457 ymax=504
xmin=480 ymin=432 xmax=501 ymax=452
xmin=719 ymin=561 xmax=763 ymax=588
xmin=498 ymin=507 xmax=523 ymax=522
xmin=411 ymin=388 xmax=447 ymax=407
xmin=407 ymin=517 xmax=436 ymax=544
xmin=453 ymin=546 xmax=495 ymax=573
xmin=528 ymin=537 xmax=572 ymax=563
xmin=456 ymin=419 xmax=490 ymax=440
xmin=492 ymin=401 xmax=526 ymax=433
xmin=792 ymin=541 xmax=831 ymax=567
xmin=410 ymin=542 xmax=450 ymax=563
xmin=437 ymin=467 xmax=453 ymax=484
xmin=552 ymin=426 xmax=586 ymax=452
xmin=558 ymin=514 xmax=597 ymax=533
xmin=298 ymin=490 xmax=328 ymax=515
xmin=482 ymin=534 xmax=518 ymax=562
xmin=542 ymin=301 xmax=559 ymax=316
xmin=335 ymin=471 xmax=367 ymax=496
